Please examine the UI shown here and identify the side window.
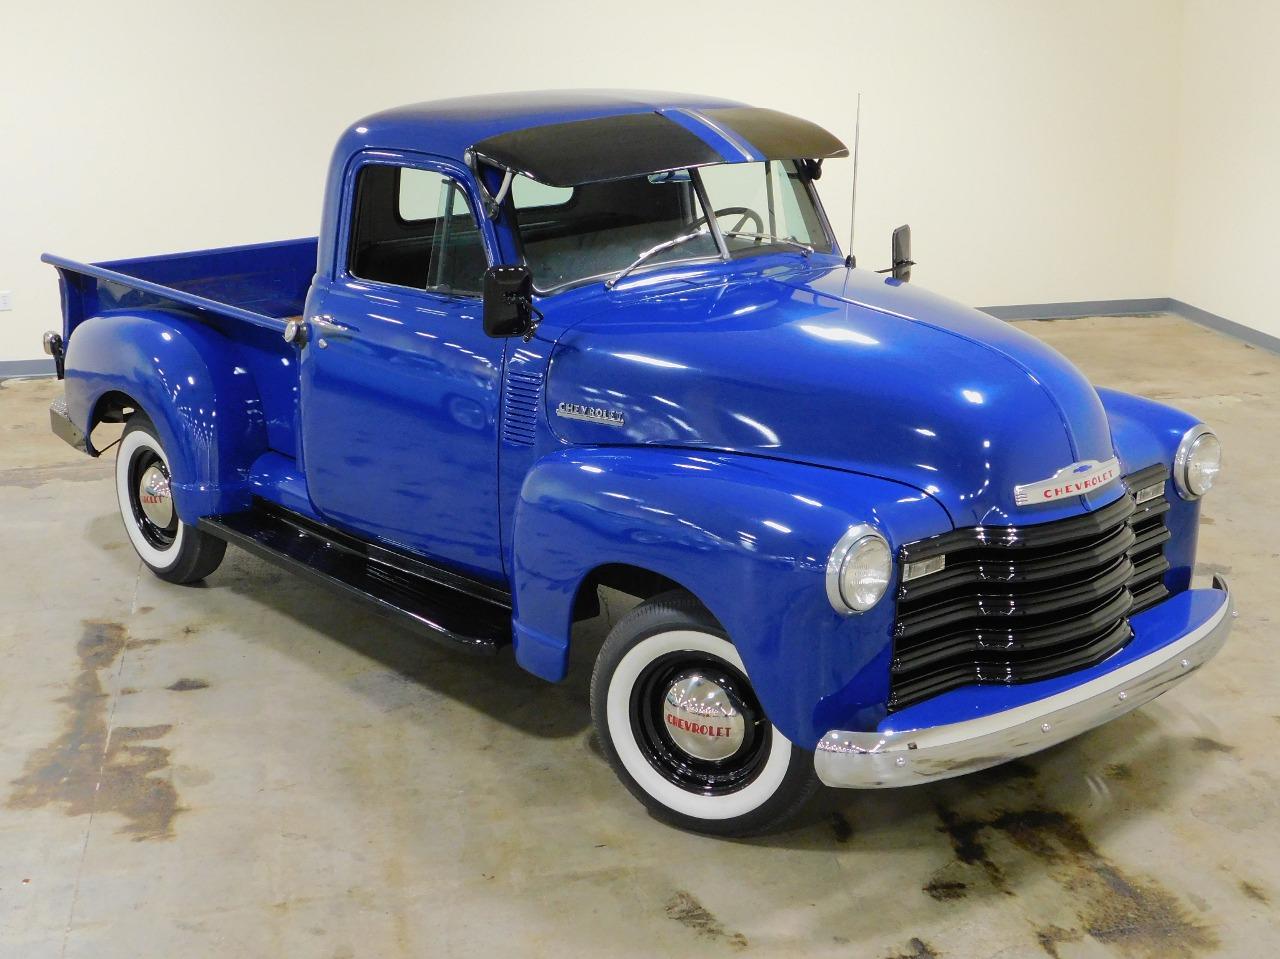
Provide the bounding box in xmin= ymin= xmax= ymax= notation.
xmin=348 ymin=164 xmax=488 ymax=295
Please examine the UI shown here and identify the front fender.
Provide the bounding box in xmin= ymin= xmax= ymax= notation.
xmin=1098 ymin=387 xmax=1204 ymax=593
xmin=509 ymin=447 xmax=951 ymax=747
xmin=65 ymin=310 xmax=267 ymax=522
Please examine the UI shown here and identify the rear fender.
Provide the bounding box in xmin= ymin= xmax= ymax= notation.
xmin=64 ymin=311 xmax=267 ymax=523
xmin=509 ymin=447 xmax=950 ymax=747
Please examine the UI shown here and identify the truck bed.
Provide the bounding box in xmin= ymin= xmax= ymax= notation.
xmin=43 ymin=237 xmax=317 ymax=337
xmin=44 ymin=237 xmax=318 ymax=456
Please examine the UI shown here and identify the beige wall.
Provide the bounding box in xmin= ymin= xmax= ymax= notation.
xmin=1 ymin=0 xmax=1184 ymax=363
xmin=1171 ymin=0 xmax=1280 ymax=339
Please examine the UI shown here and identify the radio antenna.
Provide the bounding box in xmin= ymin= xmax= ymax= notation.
xmin=845 ymin=92 xmax=862 ymax=269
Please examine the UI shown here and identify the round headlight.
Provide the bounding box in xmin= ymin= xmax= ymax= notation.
xmin=1174 ymin=425 xmax=1222 ymax=499
xmin=826 ymin=526 xmax=892 ymax=613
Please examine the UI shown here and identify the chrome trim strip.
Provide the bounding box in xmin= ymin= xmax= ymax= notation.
xmin=815 ymin=576 xmax=1233 ymax=788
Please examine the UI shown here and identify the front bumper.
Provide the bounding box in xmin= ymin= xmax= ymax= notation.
xmin=815 ymin=575 xmax=1233 ymax=788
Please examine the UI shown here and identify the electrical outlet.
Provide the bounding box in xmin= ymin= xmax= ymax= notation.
xmin=0 ymin=291 xmax=11 ymax=311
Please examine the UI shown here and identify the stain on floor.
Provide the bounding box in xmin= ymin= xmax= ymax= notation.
xmin=883 ymin=938 xmax=940 ymax=959
xmin=934 ymin=806 xmax=1216 ymax=957
xmin=935 ymin=804 xmax=1006 ymax=888
xmin=1036 ymin=924 xmax=1083 ymax=958
xmin=665 ymin=890 xmax=748 ymax=950
xmin=6 ymin=621 xmax=182 ymax=841
xmin=923 ymin=878 xmax=968 ymax=901
xmin=830 ymin=810 xmax=854 ymax=842
xmin=1238 ymin=880 xmax=1268 ymax=903
xmin=1189 ymin=736 xmax=1234 ymax=754
xmin=166 ymin=678 xmax=209 ymax=692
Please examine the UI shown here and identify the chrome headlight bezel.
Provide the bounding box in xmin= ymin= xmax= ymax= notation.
xmin=1173 ymin=424 xmax=1221 ymax=500
xmin=826 ymin=524 xmax=893 ymax=614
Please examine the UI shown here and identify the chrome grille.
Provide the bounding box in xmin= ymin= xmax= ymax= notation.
xmin=888 ymin=465 xmax=1173 ymax=711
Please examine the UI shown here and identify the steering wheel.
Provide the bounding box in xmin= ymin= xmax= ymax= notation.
xmin=689 ymin=206 xmax=764 ymax=235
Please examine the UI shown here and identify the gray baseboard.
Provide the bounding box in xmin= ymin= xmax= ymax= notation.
xmin=982 ymin=297 xmax=1280 ymax=355
xmin=1166 ymin=298 xmax=1280 ymax=354
xmin=0 ymin=359 xmax=56 ymax=380
xmin=981 ymin=298 xmax=1174 ymax=321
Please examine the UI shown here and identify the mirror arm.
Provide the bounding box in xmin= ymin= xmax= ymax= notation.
xmin=521 ymin=300 xmax=544 ymax=342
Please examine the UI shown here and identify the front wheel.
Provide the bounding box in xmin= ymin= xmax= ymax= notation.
xmin=590 ymin=591 xmax=819 ymax=836
xmin=115 ymin=414 xmax=226 ymax=584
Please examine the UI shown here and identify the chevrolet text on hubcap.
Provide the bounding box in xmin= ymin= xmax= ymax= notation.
xmin=599 ymin=622 xmax=801 ymax=824
xmin=112 ymin=417 xmax=225 ymax=584
xmin=128 ymin=450 xmax=177 ymax=550
xmin=661 ymin=674 xmax=746 ymax=762
xmin=631 ymin=653 xmax=769 ymax=796
xmin=116 ymin=424 xmax=187 ymax=571
xmin=138 ymin=464 xmax=174 ymax=529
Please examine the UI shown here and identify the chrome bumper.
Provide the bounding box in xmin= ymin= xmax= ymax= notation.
xmin=815 ymin=576 xmax=1233 ymax=789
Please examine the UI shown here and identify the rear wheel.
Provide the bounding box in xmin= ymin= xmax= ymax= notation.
xmin=115 ymin=414 xmax=225 ymax=584
xmin=590 ymin=591 xmax=819 ymax=836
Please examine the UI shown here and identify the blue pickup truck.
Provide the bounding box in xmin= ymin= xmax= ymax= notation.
xmin=43 ymin=91 xmax=1231 ymax=835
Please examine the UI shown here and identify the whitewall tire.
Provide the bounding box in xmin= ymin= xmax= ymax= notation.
xmin=115 ymin=414 xmax=225 ymax=584
xmin=590 ymin=591 xmax=819 ymax=836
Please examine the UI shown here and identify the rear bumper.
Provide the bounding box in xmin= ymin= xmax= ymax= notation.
xmin=49 ymin=396 xmax=89 ymax=454
xmin=815 ymin=575 xmax=1233 ymax=788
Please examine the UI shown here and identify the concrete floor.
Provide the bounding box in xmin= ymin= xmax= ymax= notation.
xmin=0 ymin=313 xmax=1276 ymax=958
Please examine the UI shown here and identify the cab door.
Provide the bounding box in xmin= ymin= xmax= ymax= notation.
xmin=298 ymin=153 xmax=507 ymax=582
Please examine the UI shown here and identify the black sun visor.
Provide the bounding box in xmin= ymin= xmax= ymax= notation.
xmin=470 ymin=108 xmax=848 ymax=188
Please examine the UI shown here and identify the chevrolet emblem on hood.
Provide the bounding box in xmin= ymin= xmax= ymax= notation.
xmin=1013 ymin=457 xmax=1120 ymax=506
xmin=556 ymin=401 xmax=625 ymax=427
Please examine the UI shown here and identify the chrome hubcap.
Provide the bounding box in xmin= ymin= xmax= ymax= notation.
xmin=661 ymin=674 xmax=746 ymax=762
xmin=137 ymin=464 xmax=173 ymax=529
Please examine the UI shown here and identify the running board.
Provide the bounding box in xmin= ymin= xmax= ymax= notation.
xmin=199 ymin=502 xmax=511 ymax=654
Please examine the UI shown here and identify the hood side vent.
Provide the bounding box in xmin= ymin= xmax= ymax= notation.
xmin=502 ymin=370 xmax=543 ymax=446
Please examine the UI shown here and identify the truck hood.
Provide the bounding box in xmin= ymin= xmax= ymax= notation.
xmin=544 ymin=263 xmax=1120 ymax=527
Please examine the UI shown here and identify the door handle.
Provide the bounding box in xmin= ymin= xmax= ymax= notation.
xmin=309 ymin=314 xmax=351 ymax=348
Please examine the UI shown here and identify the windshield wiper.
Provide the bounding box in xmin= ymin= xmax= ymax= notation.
xmin=721 ymin=232 xmax=813 ymax=256
xmin=605 ymin=227 xmax=713 ymax=290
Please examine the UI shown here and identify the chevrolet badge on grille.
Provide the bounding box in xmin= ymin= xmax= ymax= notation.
xmin=1013 ymin=457 xmax=1120 ymax=506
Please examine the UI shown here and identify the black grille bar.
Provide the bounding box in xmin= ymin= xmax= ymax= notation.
xmin=1124 ymin=463 xmax=1173 ymax=613
xmin=888 ymin=464 xmax=1174 ymax=711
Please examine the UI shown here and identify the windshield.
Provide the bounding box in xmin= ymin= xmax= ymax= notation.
xmin=698 ymin=161 xmax=832 ymax=258
xmin=510 ymin=160 xmax=832 ymax=291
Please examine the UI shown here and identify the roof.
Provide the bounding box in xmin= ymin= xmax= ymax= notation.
xmin=334 ymin=90 xmax=847 ymax=184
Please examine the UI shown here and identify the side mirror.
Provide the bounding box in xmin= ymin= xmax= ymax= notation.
xmin=483 ymin=265 xmax=534 ymax=338
xmin=891 ymin=224 xmax=914 ymax=283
